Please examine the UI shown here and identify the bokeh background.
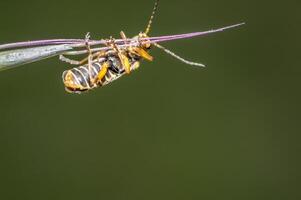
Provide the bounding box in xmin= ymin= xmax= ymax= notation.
xmin=0 ymin=0 xmax=299 ymax=199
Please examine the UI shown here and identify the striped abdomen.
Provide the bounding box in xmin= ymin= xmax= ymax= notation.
xmin=62 ymin=56 xmax=139 ymax=94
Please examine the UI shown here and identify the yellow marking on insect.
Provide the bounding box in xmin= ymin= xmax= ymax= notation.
xmin=138 ymin=32 xmax=152 ymax=49
xmin=97 ymin=62 xmax=109 ymax=81
xmin=119 ymin=53 xmax=131 ymax=74
xmin=63 ymin=71 xmax=83 ymax=90
xmin=131 ymin=61 xmax=140 ymax=70
xmin=132 ymin=47 xmax=153 ymax=61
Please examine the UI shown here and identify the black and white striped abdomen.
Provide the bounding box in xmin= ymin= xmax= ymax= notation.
xmin=71 ymin=63 xmax=100 ymax=87
xmin=62 ymin=56 xmax=139 ymax=93
xmin=62 ymin=62 xmax=102 ymax=93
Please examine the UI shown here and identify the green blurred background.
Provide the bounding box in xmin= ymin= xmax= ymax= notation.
xmin=0 ymin=0 xmax=299 ymax=199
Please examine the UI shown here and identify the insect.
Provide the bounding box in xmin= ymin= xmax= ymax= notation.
xmin=60 ymin=33 xmax=154 ymax=93
xmin=0 ymin=0 xmax=244 ymax=94
xmin=62 ymin=0 xmax=207 ymax=93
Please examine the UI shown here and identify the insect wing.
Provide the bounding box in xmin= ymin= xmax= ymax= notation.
xmin=0 ymin=44 xmax=73 ymax=71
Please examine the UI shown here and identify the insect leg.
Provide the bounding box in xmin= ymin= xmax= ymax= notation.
xmin=130 ymin=34 xmax=154 ymax=61
xmin=85 ymin=33 xmax=97 ymax=84
xmin=60 ymin=50 xmax=107 ymax=65
xmin=96 ymin=62 xmax=110 ymax=82
xmin=131 ymin=61 xmax=140 ymax=70
xmin=120 ymin=31 xmax=153 ymax=62
xmin=107 ymin=37 xmax=131 ymax=74
xmin=120 ymin=31 xmax=128 ymax=42
xmin=59 ymin=55 xmax=83 ymax=65
xmin=60 ymin=33 xmax=108 ymax=66
xmin=131 ymin=46 xmax=153 ymax=61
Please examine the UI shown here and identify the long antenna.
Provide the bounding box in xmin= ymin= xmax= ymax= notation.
xmin=145 ymin=0 xmax=160 ymax=35
xmin=153 ymin=43 xmax=205 ymax=67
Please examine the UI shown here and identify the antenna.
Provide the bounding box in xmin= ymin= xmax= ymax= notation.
xmin=145 ymin=0 xmax=160 ymax=35
xmin=153 ymin=43 xmax=206 ymax=67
